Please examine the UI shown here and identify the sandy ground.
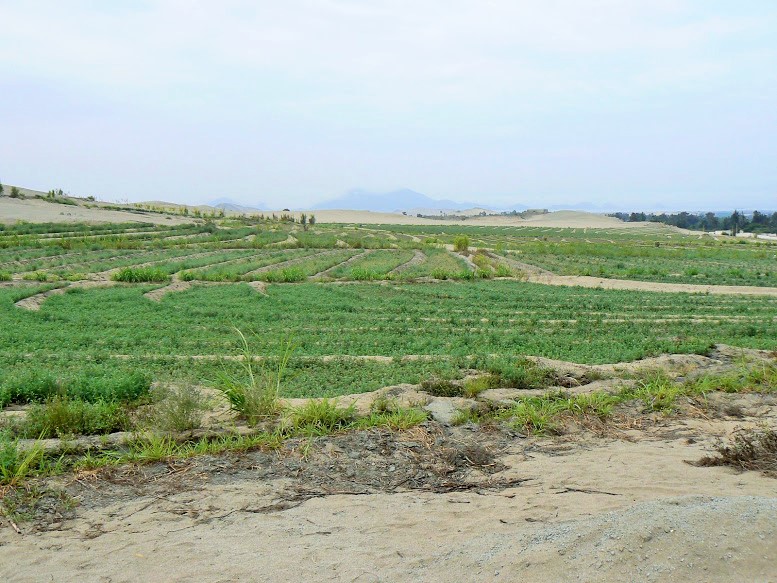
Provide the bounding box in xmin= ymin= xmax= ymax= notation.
xmin=0 ymin=196 xmax=192 ymax=226
xmin=2 ymin=193 xmax=656 ymax=229
xmin=2 ymin=419 xmax=775 ymax=582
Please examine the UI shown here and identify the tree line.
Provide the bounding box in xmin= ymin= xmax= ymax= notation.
xmin=608 ymin=210 xmax=777 ymax=234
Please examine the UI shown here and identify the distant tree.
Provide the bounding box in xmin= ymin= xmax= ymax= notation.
xmin=300 ymin=213 xmax=308 ymax=231
xmin=0 ymin=180 xmax=4 ymax=196
xmin=309 ymin=214 xmax=316 ymax=226
xmin=731 ymin=210 xmax=740 ymax=236
xmin=9 ymin=186 xmax=22 ymax=199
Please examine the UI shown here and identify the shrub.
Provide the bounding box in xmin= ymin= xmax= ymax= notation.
xmin=146 ymin=385 xmax=207 ymax=432
xmin=453 ymin=236 xmax=469 ymax=253
xmin=20 ymin=397 xmax=130 ymax=438
xmin=9 ymin=186 xmax=23 ymax=199
xmin=111 ymin=267 xmax=170 ymax=283
xmin=0 ymin=271 xmax=11 ymax=281
xmin=420 ymin=378 xmax=461 ymax=397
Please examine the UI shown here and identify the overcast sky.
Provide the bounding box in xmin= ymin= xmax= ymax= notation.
xmin=1 ymin=1 xmax=776 ymax=210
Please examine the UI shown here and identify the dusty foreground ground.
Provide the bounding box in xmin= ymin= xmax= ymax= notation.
xmin=2 ymin=404 xmax=776 ymax=582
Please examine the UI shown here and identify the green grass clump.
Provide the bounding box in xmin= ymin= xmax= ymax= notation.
xmin=215 ymin=330 xmax=293 ymax=425
xmin=283 ymin=399 xmax=356 ymax=436
xmin=0 ymin=271 xmax=11 ymax=281
xmin=686 ymin=363 xmax=777 ymax=395
xmin=19 ymin=397 xmax=130 ymax=438
xmin=146 ymin=385 xmax=207 ymax=432
xmin=111 ymin=267 xmax=170 ymax=283
xmin=350 ymin=268 xmax=385 ymax=281
xmin=420 ymin=378 xmax=461 ymax=397
xmin=473 ymin=356 xmax=557 ymax=390
xmin=462 ymin=375 xmax=501 ymax=397
xmin=621 ymin=372 xmax=682 ymax=412
xmin=259 ymin=266 xmax=306 ymax=283
xmin=0 ymin=432 xmax=45 ymax=487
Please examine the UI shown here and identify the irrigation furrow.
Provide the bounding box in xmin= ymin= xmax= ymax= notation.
xmin=311 ymin=250 xmax=373 ymax=279
xmin=389 ymin=250 xmax=426 ymax=275
xmin=242 ymin=249 xmax=343 ymax=277
xmin=490 ymin=252 xmax=777 ymax=297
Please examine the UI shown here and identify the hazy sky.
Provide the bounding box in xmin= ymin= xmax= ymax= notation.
xmin=1 ymin=1 xmax=776 ymax=209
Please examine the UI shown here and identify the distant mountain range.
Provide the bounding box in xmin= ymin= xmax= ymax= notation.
xmin=206 ymin=189 xmax=696 ymax=214
xmin=310 ymin=188 xmax=520 ymax=213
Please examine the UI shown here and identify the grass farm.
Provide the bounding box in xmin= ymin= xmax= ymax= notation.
xmin=2 ymin=211 xmax=777 ymax=582
xmin=2 ymin=215 xmax=777 ymax=490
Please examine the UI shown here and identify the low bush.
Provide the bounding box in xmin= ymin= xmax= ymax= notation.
xmin=146 ymin=385 xmax=207 ymax=432
xmin=111 ymin=267 xmax=170 ymax=283
xmin=20 ymin=397 xmax=130 ymax=438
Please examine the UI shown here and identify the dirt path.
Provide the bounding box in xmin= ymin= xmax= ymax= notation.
xmin=389 ymin=250 xmax=426 ymax=275
xmin=492 ymin=253 xmax=777 ymax=297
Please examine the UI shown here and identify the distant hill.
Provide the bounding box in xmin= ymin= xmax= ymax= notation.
xmin=312 ymin=188 xmax=522 ymax=213
xmin=208 ymin=197 xmax=267 ymax=212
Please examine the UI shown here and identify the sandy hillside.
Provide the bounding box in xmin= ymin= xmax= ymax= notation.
xmin=260 ymin=209 xmax=651 ymax=229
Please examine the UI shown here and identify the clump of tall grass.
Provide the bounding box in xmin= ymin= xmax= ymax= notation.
xmin=19 ymin=397 xmax=130 ymax=438
xmin=111 ymin=267 xmax=170 ymax=283
xmin=145 ymin=385 xmax=207 ymax=433
xmin=215 ymin=330 xmax=293 ymax=425
xmin=0 ymin=431 xmax=45 ymax=488
xmin=282 ymin=399 xmax=356 ymax=436
xmin=259 ymin=267 xmax=306 ymax=283
xmin=0 ymin=271 xmax=11 ymax=281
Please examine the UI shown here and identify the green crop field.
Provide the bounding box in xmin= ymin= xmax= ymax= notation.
xmin=1 ymin=217 xmax=776 ymax=441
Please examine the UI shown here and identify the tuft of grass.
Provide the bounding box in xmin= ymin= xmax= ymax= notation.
xmin=350 ymin=268 xmax=385 ymax=281
xmin=0 ymin=271 xmax=11 ymax=282
xmin=214 ymin=330 xmax=293 ymax=425
xmin=259 ymin=267 xmax=306 ymax=283
xmin=472 ymin=356 xmax=558 ymax=390
xmin=283 ymin=399 xmax=356 ymax=436
xmin=453 ymin=235 xmax=469 ymax=253
xmin=621 ymin=371 xmax=682 ymax=412
xmin=0 ymin=432 xmax=45 ymax=488
xmin=462 ymin=375 xmax=500 ymax=398
xmin=111 ymin=267 xmax=170 ymax=283
xmin=145 ymin=385 xmax=207 ymax=433
xmin=420 ymin=378 xmax=461 ymax=397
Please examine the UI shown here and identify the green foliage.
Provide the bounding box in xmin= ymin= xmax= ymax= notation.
xmin=0 ymin=432 xmax=45 ymax=487
xmin=9 ymin=186 xmax=23 ymax=199
xmin=259 ymin=266 xmax=306 ymax=283
xmin=112 ymin=267 xmax=170 ymax=283
xmin=453 ymin=235 xmax=470 ymax=253
xmin=621 ymin=372 xmax=682 ymax=412
xmin=0 ymin=271 xmax=11 ymax=281
xmin=214 ymin=330 xmax=293 ymax=425
xmin=282 ymin=399 xmax=356 ymax=436
xmin=0 ymin=370 xmax=150 ymax=407
xmin=146 ymin=385 xmax=207 ymax=432
xmin=19 ymin=397 xmax=129 ymax=438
